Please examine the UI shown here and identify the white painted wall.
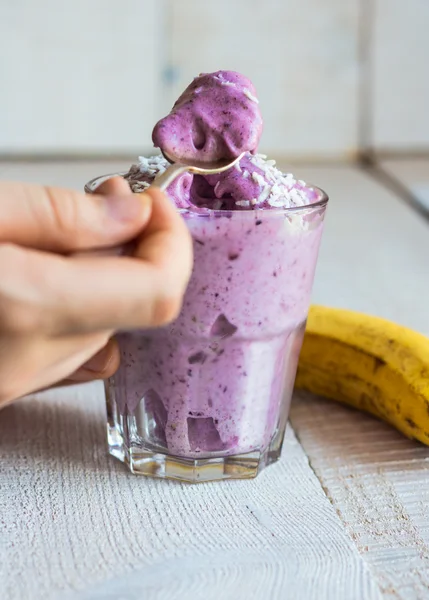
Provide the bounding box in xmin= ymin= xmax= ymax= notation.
xmin=0 ymin=0 xmax=427 ymax=157
xmin=166 ymin=0 xmax=359 ymax=159
xmin=0 ymin=0 xmax=164 ymax=154
xmin=372 ymin=0 xmax=429 ymax=152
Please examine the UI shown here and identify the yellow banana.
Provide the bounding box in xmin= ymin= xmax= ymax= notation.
xmin=295 ymin=305 xmax=429 ymax=444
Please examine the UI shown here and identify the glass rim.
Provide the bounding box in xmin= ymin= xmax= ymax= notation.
xmin=85 ymin=172 xmax=329 ymax=216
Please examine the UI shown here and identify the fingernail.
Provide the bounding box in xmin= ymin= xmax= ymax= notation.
xmin=103 ymin=194 xmax=151 ymax=223
xmin=82 ymin=345 xmax=113 ymax=374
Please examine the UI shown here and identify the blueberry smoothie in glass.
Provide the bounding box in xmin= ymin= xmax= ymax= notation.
xmin=86 ymin=71 xmax=328 ymax=482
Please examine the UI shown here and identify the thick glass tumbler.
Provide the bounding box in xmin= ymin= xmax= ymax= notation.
xmin=86 ymin=174 xmax=328 ymax=482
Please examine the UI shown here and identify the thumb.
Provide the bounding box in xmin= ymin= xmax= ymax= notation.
xmin=0 ymin=178 xmax=152 ymax=252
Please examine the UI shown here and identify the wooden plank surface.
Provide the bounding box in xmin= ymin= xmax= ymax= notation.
xmin=1 ymin=160 xmax=428 ymax=599
xmin=289 ymin=161 xmax=429 ymax=599
xmin=291 ymin=393 xmax=429 ymax=600
xmin=0 ymin=385 xmax=380 ymax=600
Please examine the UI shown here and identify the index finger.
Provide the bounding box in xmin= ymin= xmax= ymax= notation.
xmin=0 ymin=178 xmax=151 ymax=252
xmin=23 ymin=188 xmax=193 ymax=335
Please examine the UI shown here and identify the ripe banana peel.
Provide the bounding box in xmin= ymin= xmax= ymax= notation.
xmin=295 ymin=305 xmax=429 ymax=444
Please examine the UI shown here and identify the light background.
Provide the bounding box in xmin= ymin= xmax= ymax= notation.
xmin=0 ymin=0 xmax=428 ymax=159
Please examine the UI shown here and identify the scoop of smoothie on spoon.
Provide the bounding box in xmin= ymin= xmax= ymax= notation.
xmin=152 ymin=71 xmax=263 ymax=165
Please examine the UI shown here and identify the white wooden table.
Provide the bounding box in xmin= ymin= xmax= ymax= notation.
xmin=1 ymin=159 xmax=429 ymax=600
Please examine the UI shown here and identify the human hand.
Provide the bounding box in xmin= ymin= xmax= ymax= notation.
xmin=0 ymin=177 xmax=192 ymax=406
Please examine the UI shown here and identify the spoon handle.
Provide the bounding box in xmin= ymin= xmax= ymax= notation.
xmin=152 ymin=163 xmax=188 ymax=191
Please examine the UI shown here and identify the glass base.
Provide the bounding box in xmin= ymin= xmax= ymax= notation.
xmin=107 ymin=418 xmax=283 ymax=483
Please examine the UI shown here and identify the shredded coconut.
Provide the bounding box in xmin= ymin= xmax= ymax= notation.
xmin=257 ymin=185 xmax=272 ymax=204
xmin=124 ymin=152 xmax=315 ymax=212
xmin=243 ymin=88 xmax=259 ymax=103
xmin=238 ymin=153 xmax=313 ymax=208
xmin=289 ymin=188 xmax=307 ymax=207
xmin=251 ymin=171 xmax=266 ymax=187
xmin=124 ymin=154 xmax=170 ymax=193
xmin=137 ymin=154 xmax=169 ymax=175
xmin=268 ymin=194 xmax=287 ymax=208
xmin=125 ymin=179 xmax=151 ymax=193
xmin=214 ymin=73 xmax=237 ymax=88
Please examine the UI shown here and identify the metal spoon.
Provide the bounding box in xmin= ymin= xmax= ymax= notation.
xmin=75 ymin=152 xmax=246 ymax=258
xmin=152 ymin=151 xmax=246 ymax=190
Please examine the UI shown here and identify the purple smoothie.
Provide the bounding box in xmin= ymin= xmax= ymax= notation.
xmin=101 ymin=70 xmax=328 ymax=478
xmin=112 ymin=203 xmax=325 ymax=458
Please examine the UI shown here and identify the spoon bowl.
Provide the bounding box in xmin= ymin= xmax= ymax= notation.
xmin=153 ymin=151 xmax=246 ymax=191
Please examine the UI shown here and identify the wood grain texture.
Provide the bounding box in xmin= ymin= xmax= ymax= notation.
xmin=291 ymin=392 xmax=429 ymax=600
xmin=0 ymin=385 xmax=380 ymax=600
xmin=1 ymin=162 xmax=428 ymax=598
xmin=287 ymin=161 xmax=429 ymax=598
